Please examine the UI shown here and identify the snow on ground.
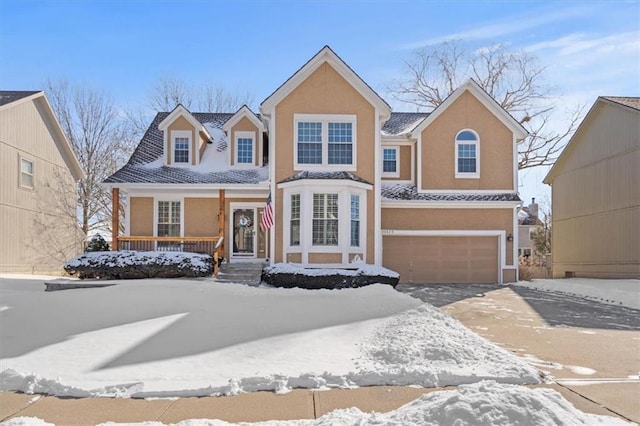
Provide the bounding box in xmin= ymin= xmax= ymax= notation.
xmin=0 ymin=278 xmax=539 ymax=398
xmin=4 ymin=381 xmax=631 ymax=426
xmin=514 ymin=278 xmax=640 ymax=310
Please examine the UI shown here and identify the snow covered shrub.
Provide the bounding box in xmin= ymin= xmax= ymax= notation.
xmin=262 ymin=263 xmax=400 ymax=289
xmin=85 ymin=233 xmax=110 ymax=252
xmin=64 ymin=251 xmax=213 ymax=279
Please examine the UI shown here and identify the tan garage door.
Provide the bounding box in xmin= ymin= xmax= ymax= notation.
xmin=383 ymin=236 xmax=499 ymax=284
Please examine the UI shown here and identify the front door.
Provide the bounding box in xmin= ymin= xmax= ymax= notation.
xmin=232 ymin=207 xmax=257 ymax=258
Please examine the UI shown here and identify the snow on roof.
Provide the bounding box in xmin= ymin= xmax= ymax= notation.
xmin=0 ymin=91 xmax=41 ymax=107
xmin=278 ymin=170 xmax=372 ymax=185
xmin=105 ymin=112 xmax=268 ymax=185
xmin=381 ymin=183 xmax=521 ymax=202
xmin=381 ymin=112 xmax=429 ymax=136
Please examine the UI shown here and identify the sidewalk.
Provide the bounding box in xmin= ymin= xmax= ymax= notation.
xmin=0 ymin=383 xmax=627 ymax=425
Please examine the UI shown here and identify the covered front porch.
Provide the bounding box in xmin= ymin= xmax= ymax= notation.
xmin=110 ymin=187 xmax=271 ymax=275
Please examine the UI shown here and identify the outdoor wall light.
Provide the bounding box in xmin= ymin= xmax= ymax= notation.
xmin=507 ymin=233 xmax=514 ymax=242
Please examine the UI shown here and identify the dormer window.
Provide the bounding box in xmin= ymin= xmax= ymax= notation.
xmin=294 ymin=114 xmax=356 ymax=170
xmin=172 ymin=130 xmax=191 ymax=164
xmin=235 ymin=131 xmax=255 ymax=165
xmin=455 ymin=129 xmax=479 ymax=178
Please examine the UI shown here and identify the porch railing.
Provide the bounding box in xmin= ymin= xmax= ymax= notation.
xmin=116 ymin=236 xmax=224 ymax=277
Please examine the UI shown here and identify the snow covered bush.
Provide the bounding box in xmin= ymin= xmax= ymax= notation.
xmin=64 ymin=251 xmax=213 ymax=279
xmin=262 ymin=263 xmax=399 ymax=289
xmin=85 ymin=233 xmax=109 ymax=252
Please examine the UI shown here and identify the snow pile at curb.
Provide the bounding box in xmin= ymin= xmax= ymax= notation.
xmin=514 ymin=278 xmax=640 ymax=310
xmin=355 ymin=304 xmax=541 ymax=386
xmin=4 ymin=381 xmax=630 ymax=426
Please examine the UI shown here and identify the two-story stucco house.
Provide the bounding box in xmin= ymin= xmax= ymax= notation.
xmin=105 ymin=46 xmax=526 ymax=284
xmin=0 ymin=91 xmax=84 ymax=273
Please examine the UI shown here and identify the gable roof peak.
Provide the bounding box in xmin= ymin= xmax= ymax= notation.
xmin=260 ymin=46 xmax=391 ymax=117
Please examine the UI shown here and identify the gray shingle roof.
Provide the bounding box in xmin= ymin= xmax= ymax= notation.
xmin=279 ymin=171 xmax=372 ymax=185
xmin=381 ymin=183 xmax=521 ymax=202
xmin=602 ymin=96 xmax=640 ymax=111
xmin=382 ymin=112 xmax=429 ymax=136
xmin=0 ymin=91 xmax=41 ymax=106
xmin=105 ymin=112 xmax=270 ymax=185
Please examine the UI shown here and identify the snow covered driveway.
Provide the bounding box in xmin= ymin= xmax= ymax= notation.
xmin=0 ymin=278 xmax=539 ymax=397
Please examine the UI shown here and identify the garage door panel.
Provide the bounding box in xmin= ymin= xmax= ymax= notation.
xmin=383 ymin=236 xmax=499 ymax=284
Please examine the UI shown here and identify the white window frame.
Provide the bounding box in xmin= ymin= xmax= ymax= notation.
xmin=19 ymin=155 xmax=34 ymax=190
xmin=171 ymin=130 xmax=192 ymax=164
xmin=455 ymin=129 xmax=480 ymax=179
xmin=293 ymin=114 xmax=357 ymax=171
xmin=153 ymin=197 xmax=184 ymax=238
xmin=381 ymin=146 xmax=400 ymax=178
xmin=235 ymin=131 xmax=255 ymax=166
xmin=282 ymin=181 xmax=367 ymax=266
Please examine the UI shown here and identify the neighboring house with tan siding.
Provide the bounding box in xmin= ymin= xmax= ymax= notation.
xmin=105 ymin=46 xmax=526 ymax=284
xmin=0 ymin=91 xmax=84 ymax=273
xmin=544 ymin=96 xmax=640 ymax=279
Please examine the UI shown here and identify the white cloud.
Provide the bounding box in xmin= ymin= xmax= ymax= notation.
xmin=526 ymin=31 xmax=640 ymax=57
xmin=399 ymin=5 xmax=591 ymax=49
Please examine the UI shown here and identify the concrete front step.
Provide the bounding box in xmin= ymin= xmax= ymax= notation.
xmin=216 ymin=262 xmax=266 ymax=285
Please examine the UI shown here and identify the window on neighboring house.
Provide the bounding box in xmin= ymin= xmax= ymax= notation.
xmin=529 ymin=227 xmax=536 ymax=240
xmin=519 ymin=248 xmax=532 ymax=258
xmin=350 ymin=194 xmax=360 ymax=247
xmin=236 ymin=132 xmax=254 ymax=164
xmin=455 ymin=130 xmax=479 ymax=178
xmin=19 ymin=157 xmax=34 ymax=189
xmin=290 ymin=194 xmax=300 ymax=246
xmin=174 ymin=137 xmax=190 ymax=163
xmin=382 ymin=147 xmax=399 ymax=177
xmin=296 ymin=115 xmax=356 ymax=168
xmin=312 ymin=193 xmax=339 ymax=245
xmin=157 ymin=201 xmax=181 ymax=237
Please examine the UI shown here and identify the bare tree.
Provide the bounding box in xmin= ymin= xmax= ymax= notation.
xmin=45 ymin=79 xmax=133 ymax=235
xmin=147 ymin=76 xmax=194 ymax=112
xmin=388 ymin=40 xmax=583 ymax=170
xmin=147 ymin=76 xmax=254 ymax=113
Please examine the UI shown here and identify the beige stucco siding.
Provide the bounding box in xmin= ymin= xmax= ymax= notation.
xmin=0 ymin=97 xmax=82 ymax=273
xmin=382 ymin=208 xmax=515 ymax=265
xmin=549 ymin=101 xmax=639 ymax=278
xmin=129 ymin=197 xmax=154 ymax=236
xmin=184 ymin=198 xmax=219 ymax=236
xmin=167 ymin=116 xmax=196 ymax=165
xmin=308 ymin=253 xmax=343 ymax=264
xmin=420 ymin=90 xmax=514 ymax=190
xmin=399 ymin=145 xmax=412 ymax=180
xmin=230 ymin=117 xmax=260 ymax=166
xmin=273 ymin=62 xmax=376 ymax=264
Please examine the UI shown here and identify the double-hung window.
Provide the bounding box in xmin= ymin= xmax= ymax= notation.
xmin=295 ymin=115 xmax=356 ymax=168
xmin=290 ymin=194 xmax=300 ymax=246
xmin=455 ymin=130 xmax=479 ymax=178
xmin=157 ymin=201 xmax=181 ymax=237
xmin=312 ymin=193 xmax=339 ymax=246
xmin=235 ymin=131 xmax=254 ymax=165
xmin=382 ymin=147 xmax=399 ymax=177
xmin=19 ymin=156 xmax=34 ymax=189
xmin=173 ymin=131 xmax=191 ymax=164
xmin=350 ymin=195 xmax=360 ymax=247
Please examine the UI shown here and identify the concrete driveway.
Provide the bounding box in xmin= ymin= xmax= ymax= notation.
xmin=397 ymin=283 xmax=640 ymax=423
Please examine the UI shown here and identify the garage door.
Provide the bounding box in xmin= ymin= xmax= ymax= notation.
xmin=383 ymin=236 xmax=499 ymax=284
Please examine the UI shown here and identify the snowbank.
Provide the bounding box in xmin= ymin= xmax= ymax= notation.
xmin=5 ymin=381 xmax=630 ymax=425
xmin=514 ymin=278 xmax=640 ymax=310
xmin=0 ymin=279 xmax=538 ymax=398
xmin=266 ymin=262 xmax=399 ymax=278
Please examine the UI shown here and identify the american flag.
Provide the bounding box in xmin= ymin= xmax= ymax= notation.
xmin=261 ymin=192 xmax=274 ymax=230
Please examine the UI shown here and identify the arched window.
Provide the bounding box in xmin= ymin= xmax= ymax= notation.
xmin=455 ymin=129 xmax=479 ymax=178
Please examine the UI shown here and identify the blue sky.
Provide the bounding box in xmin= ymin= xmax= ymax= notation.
xmin=1 ymin=0 xmax=638 ymax=202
